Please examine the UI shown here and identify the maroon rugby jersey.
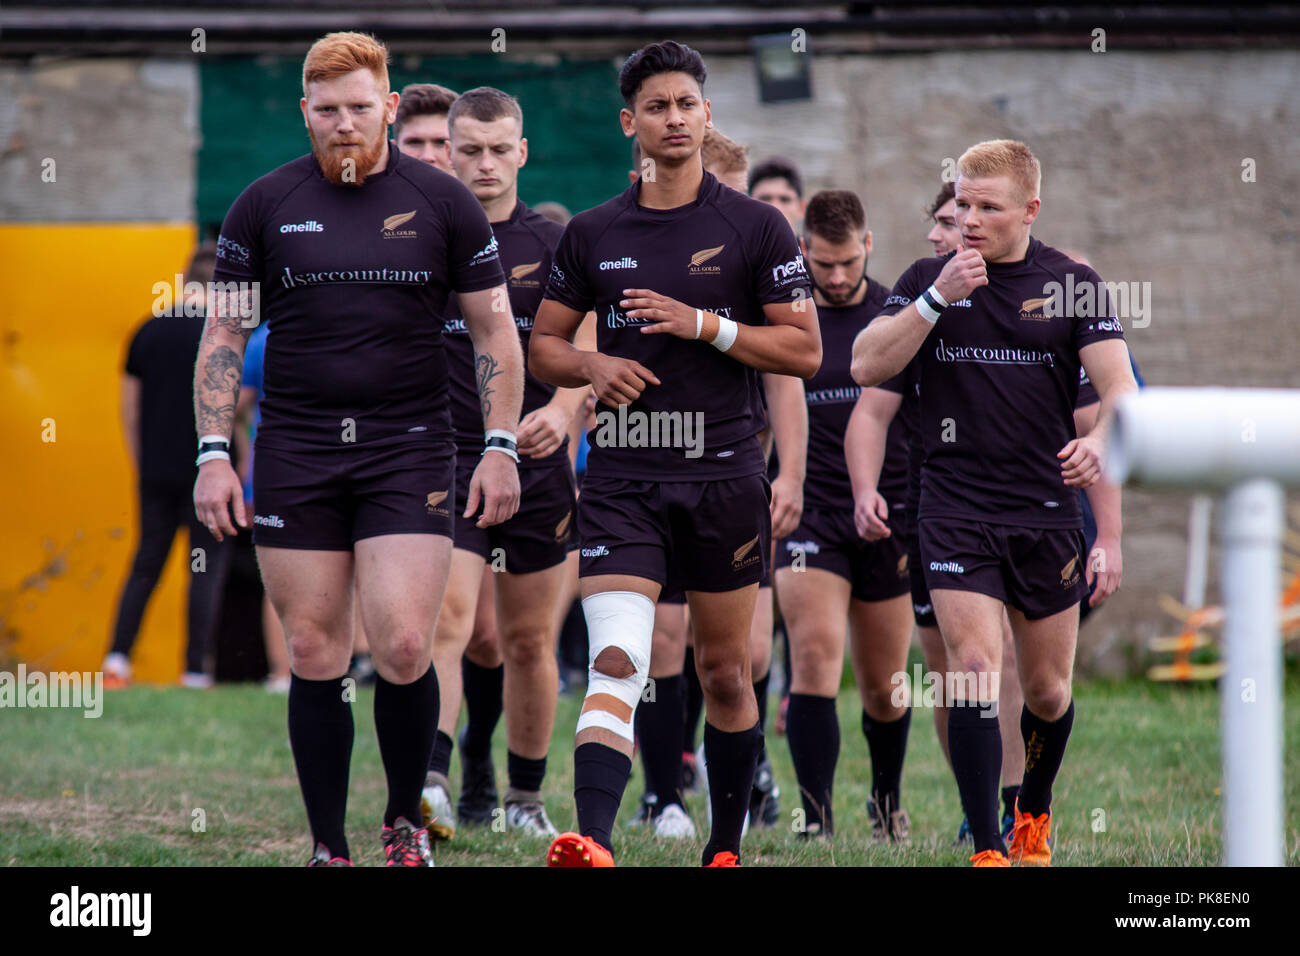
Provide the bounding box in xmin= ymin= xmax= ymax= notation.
xmin=442 ymin=199 xmax=567 ymax=468
xmin=877 ymin=238 xmax=1126 ymax=528
xmin=543 ymin=171 xmax=813 ymax=480
xmin=212 ymin=144 xmax=504 ymax=450
xmin=803 ymin=279 xmax=909 ymax=512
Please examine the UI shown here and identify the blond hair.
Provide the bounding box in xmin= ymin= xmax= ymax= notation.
xmin=958 ymin=139 xmax=1041 ymax=203
xmin=302 ymin=32 xmax=390 ymax=98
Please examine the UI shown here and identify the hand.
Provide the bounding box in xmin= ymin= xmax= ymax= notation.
xmin=193 ymin=459 xmax=248 ymax=542
xmin=517 ymin=404 xmax=570 ymax=459
xmin=854 ymin=488 xmax=891 ymax=541
xmin=933 ymin=248 xmax=988 ymax=304
xmin=464 ymin=450 xmax=521 ymax=529
xmin=769 ymin=473 xmax=804 ymax=540
xmin=622 ymin=288 xmax=699 ymax=341
xmin=1086 ymin=535 xmax=1123 ymax=607
xmin=1058 ymin=433 xmax=1104 ymax=488
xmin=584 ymin=352 xmax=660 ymax=407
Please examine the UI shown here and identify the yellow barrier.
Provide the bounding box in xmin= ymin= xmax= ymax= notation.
xmin=1 ymin=223 xmax=199 ymax=683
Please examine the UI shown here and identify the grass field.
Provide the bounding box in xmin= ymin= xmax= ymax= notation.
xmin=2 ymin=666 xmax=1297 ymax=867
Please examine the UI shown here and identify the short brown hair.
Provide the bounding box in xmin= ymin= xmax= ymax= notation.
xmin=185 ymin=241 xmax=218 ymax=287
xmin=927 ymin=180 xmax=955 ymax=218
xmin=958 ymin=139 xmax=1041 ymax=203
xmin=701 ymin=127 xmax=748 ymax=178
xmin=448 ymin=86 xmax=524 ymax=134
xmin=803 ymin=189 xmax=867 ymax=245
xmin=395 ymin=83 xmax=458 ymax=135
xmin=302 ymin=32 xmax=390 ymax=98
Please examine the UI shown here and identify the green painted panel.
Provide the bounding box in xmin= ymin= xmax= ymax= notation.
xmin=198 ymin=55 xmax=631 ymax=232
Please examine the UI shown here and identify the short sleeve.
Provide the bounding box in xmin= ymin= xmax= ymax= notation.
xmin=542 ymin=220 xmax=595 ymax=314
xmin=879 ymin=260 xmax=926 ymax=317
xmin=213 ymin=185 xmax=263 ymax=283
xmin=1072 ymin=264 xmax=1127 ymax=350
xmin=447 ymin=183 xmax=506 ymax=294
xmin=124 ymin=321 xmax=149 ymax=376
xmin=750 ymin=205 xmax=812 ymax=305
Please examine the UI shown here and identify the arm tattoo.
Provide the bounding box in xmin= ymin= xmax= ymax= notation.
xmin=195 ymin=345 xmax=243 ymax=436
xmin=476 ymin=351 xmax=501 ymax=421
xmin=202 ymin=286 xmax=258 ymax=344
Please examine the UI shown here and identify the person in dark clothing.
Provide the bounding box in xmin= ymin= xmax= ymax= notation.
xmin=104 ymin=242 xmax=235 ymax=688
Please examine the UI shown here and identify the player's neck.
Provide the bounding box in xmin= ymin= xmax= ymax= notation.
xmin=367 ymin=140 xmax=390 ymax=180
xmin=637 ymin=156 xmax=704 ymax=210
xmin=482 ymin=187 xmax=518 ymax=224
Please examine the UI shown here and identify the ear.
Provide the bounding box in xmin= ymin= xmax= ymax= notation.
xmin=619 ymin=107 xmax=635 ymax=138
xmin=300 ymin=97 xmax=309 ymax=129
xmin=518 ymin=137 xmax=528 ymax=169
xmin=1024 ymin=197 xmax=1041 ymax=226
xmin=383 ymin=90 xmax=399 ymax=126
xmin=863 ymin=231 xmax=874 ymax=256
xmin=704 ymin=98 xmax=712 ymax=129
xmin=628 ymin=170 xmax=639 ymax=185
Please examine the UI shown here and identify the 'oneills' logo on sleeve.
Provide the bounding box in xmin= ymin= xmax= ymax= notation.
xmin=382 ymin=210 xmax=418 ymax=238
xmin=689 ymin=244 xmax=725 ymax=275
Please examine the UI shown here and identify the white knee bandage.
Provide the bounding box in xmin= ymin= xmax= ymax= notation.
xmin=576 ymin=590 xmax=655 ymax=742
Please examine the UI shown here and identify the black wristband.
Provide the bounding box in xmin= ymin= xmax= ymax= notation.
xmin=197 ymin=440 xmax=230 ymax=456
xmin=919 ymin=287 xmax=947 ymax=315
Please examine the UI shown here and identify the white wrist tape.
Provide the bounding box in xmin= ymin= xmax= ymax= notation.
xmin=711 ymin=316 xmax=739 ymax=352
xmin=926 ymin=283 xmax=949 ymax=308
xmin=195 ymin=450 xmax=231 ymax=466
xmin=482 ymin=444 xmax=519 ymax=463
xmin=695 ymin=308 xmax=704 ymax=339
xmin=914 ymin=296 xmax=941 ymax=324
xmin=576 ymin=590 xmax=654 ymax=743
xmin=484 ymin=428 xmax=517 ymax=444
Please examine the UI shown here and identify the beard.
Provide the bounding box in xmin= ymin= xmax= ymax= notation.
xmin=310 ymin=122 xmax=387 ymax=186
xmin=814 ymin=258 xmax=868 ymax=306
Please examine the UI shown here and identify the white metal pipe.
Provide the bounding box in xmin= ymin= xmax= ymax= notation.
xmin=1184 ymin=495 xmax=1212 ymax=610
xmin=1108 ymin=388 xmax=1300 ymax=488
xmin=1219 ymin=479 xmax=1284 ymax=867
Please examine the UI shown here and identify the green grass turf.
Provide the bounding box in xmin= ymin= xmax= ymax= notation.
xmin=1 ymin=670 xmax=1297 ymax=866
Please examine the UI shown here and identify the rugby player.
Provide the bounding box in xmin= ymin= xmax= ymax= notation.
xmin=775 ymin=189 xmax=913 ymax=841
xmin=394 ymin=82 xmax=458 ymax=174
xmin=749 ymin=156 xmax=806 ymax=232
xmin=628 ymin=126 xmax=801 ymax=833
xmin=194 ymin=32 xmax=523 ymax=867
xmin=531 ymin=41 xmax=820 ymax=867
xmin=849 ymin=181 xmax=1026 ymax=842
xmin=851 ymin=140 xmax=1137 ymax=866
xmin=420 ymin=86 xmax=592 ymax=839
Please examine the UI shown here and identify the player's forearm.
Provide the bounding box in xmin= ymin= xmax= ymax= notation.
xmin=528 ymin=332 xmax=595 ymax=389
xmin=1085 ymin=474 xmax=1123 ymax=543
xmin=1087 ymin=379 xmax=1138 ymax=451
xmin=845 ymin=400 xmax=888 ymax=498
xmin=472 ymin=326 xmax=525 ymax=434
xmin=194 ymin=336 xmax=247 ymax=439
xmin=702 ymin=312 xmax=820 ymax=378
xmin=546 ymin=382 xmax=593 ymax=423
xmin=763 ymin=373 xmax=807 ymax=481
xmin=850 ymin=306 xmax=929 ymax=387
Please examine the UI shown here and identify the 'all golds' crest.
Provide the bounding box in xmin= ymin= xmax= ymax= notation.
xmin=732 ymin=534 xmax=760 ymax=569
xmin=382 ymin=210 xmax=418 ymax=238
xmin=555 ymin=511 xmax=572 ymax=542
xmin=1020 ymin=296 xmax=1050 ymax=322
xmin=689 ymin=244 xmax=725 ymax=274
xmin=426 ymin=490 xmax=449 ymax=515
xmin=510 ymin=261 xmax=543 ymax=286
xmin=1061 ymin=554 xmax=1081 ymax=588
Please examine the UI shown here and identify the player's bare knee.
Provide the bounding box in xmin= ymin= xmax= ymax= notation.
xmin=1023 ymin=677 xmax=1070 ymax=720
xmin=592 ymin=645 xmax=635 ymax=678
xmin=502 ymin=627 xmax=549 ymax=670
xmin=376 ymin=629 xmax=429 ymax=681
xmin=697 ymin=660 xmax=747 ymax=709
